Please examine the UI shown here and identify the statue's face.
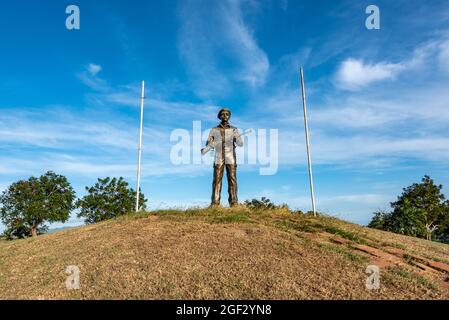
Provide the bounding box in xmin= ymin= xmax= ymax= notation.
xmin=220 ymin=111 xmax=231 ymax=122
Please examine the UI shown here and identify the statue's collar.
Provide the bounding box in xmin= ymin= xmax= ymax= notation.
xmin=218 ymin=123 xmax=231 ymax=129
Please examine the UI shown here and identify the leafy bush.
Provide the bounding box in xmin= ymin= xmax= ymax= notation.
xmin=77 ymin=177 xmax=147 ymax=224
xmin=244 ymin=197 xmax=289 ymax=211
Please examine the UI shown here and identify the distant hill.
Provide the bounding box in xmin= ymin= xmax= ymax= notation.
xmin=47 ymin=226 xmax=78 ymax=234
xmin=0 ymin=207 xmax=448 ymax=299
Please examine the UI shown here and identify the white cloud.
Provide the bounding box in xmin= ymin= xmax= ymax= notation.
xmin=87 ymin=63 xmax=102 ymax=76
xmin=334 ymin=37 xmax=449 ymax=91
xmin=335 ymin=58 xmax=405 ymax=91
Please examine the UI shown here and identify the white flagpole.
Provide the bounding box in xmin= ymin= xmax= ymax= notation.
xmin=136 ymin=80 xmax=145 ymax=212
xmin=300 ymin=67 xmax=317 ymax=216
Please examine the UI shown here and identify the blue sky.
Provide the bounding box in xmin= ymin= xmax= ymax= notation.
xmin=1 ymin=0 xmax=449 ymax=231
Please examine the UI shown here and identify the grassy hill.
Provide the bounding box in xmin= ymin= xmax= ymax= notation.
xmin=1 ymin=207 xmax=449 ymax=300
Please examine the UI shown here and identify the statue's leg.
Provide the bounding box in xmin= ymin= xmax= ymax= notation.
xmin=212 ymin=163 xmax=225 ymax=205
xmin=226 ymin=164 xmax=238 ymax=206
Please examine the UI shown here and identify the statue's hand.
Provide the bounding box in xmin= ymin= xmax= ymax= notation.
xmin=201 ymin=146 xmax=212 ymax=155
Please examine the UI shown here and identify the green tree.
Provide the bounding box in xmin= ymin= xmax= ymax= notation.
xmin=391 ymin=176 xmax=447 ymax=241
xmin=389 ymin=198 xmax=427 ymax=238
xmin=435 ymin=200 xmax=449 ymax=242
xmin=369 ymin=176 xmax=449 ymax=242
xmin=76 ymin=177 xmax=147 ymax=224
xmin=368 ymin=210 xmax=392 ymax=230
xmin=0 ymin=171 xmax=75 ymax=239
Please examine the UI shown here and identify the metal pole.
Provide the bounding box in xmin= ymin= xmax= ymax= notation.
xmin=300 ymin=67 xmax=317 ymax=216
xmin=136 ymin=80 xmax=145 ymax=212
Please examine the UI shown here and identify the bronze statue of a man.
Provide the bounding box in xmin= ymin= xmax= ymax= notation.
xmin=202 ymin=108 xmax=243 ymax=207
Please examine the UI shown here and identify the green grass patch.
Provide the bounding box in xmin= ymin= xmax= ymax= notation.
xmin=318 ymin=243 xmax=368 ymax=264
xmin=121 ymin=211 xmax=153 ymax=220
xmin=388 ymin=266 xmax=413 ymax=279
xmin=312 ymin=223 xmax=362 ymax=243
xmin=120 ymin=208 xmax=256 ymax=225
xmin=417 ymin=276 xmax=439 ymax=290
xmin=388 ymin=242 xmax=407 ymax=250
xmin=383 ymin=267 xmax=413 ymax=280
xmin=403 ymin=254 xmax=414 ymax=265
xmin=272 ymin=218 xmax=317 ymax=233
xmin=389 ymin=267 xmax=439 ymax=291
xmin=208 ymin=212 xmax=251 ymax=224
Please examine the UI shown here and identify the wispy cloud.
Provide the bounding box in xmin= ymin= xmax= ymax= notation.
xmin=438 ymin=39 xmax=449 ymax=73
xmin=177 ymin=0 xmax=269 ymax=98
xmin=77 ymin=63 xmax=108 ymax=92
xmin=219 ymin=0 xmax=269 ymax=87
xmin=0 ymin=108 xmax=136 ymax=150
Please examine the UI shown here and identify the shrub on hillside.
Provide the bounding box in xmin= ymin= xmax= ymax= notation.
xmin=244 ymin=197 xmax=289 ymax=211
xmin=76 ymin=177 xmax=147 ymax=224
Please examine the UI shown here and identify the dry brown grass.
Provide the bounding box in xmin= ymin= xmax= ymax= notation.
xmin=0 ymin=207 xmax=448 ymax=300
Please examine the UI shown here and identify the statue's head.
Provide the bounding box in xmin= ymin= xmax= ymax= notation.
xmin=218 ymin=108 xmax=231 ymax=122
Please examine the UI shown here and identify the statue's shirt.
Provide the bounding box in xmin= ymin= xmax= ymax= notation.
xmin=206 ymin=123 xmax=243 ymax=165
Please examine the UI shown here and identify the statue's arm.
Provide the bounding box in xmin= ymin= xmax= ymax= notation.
xmin=202 ymin=129 xmax=217 ymax=155
xmin=206 ymin=129 xmax=216 ymax=147
xmin=234 ymin=128 xmax=244 ymax=147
